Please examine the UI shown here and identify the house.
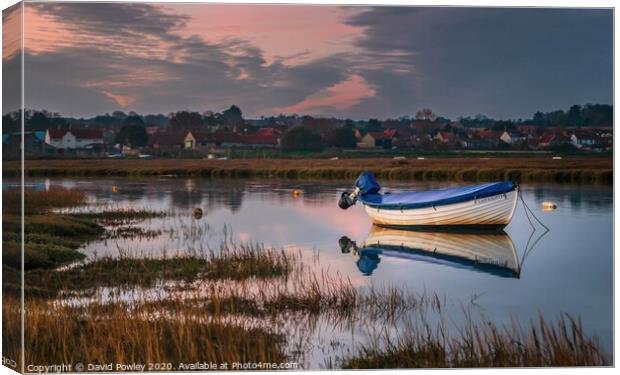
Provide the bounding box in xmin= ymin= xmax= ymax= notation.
xmin=45 ymin=128 xmax=104 ymax=150
xmin=3 ymin=131 xmax=55 ymax=158
xmin=434 ymin=131 xmax=455 ymax=143
xmin=148 ymin=130 xmax=187 ymax=150
xmin=358 ymin=132 xmax=391 ymax=149
xmin=570 ymin=131 xmax=602 ymax=150
xmin=500 ymin=131 xmax=526 ymax=145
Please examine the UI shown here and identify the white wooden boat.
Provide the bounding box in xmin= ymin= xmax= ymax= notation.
xmin=339 ymin=226 xmax=519 ymax=277
xmin=339 ymin=171 xmax=518 ymax=230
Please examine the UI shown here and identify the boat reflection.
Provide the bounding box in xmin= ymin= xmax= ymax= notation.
xmin=339 ymin=226 xmax=520 ymax=278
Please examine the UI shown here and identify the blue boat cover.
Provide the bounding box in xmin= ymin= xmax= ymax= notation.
xmin=355 ymin=171 xmax=381 ymax=195
xmin=356 ymin=171 xmax=516 ymax=210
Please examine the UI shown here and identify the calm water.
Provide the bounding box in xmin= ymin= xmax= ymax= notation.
xmin=15 ymin=177 xmax=614 ymax=364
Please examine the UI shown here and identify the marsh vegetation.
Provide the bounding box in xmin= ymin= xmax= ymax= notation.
xmin=1 ymin=188 xmax=611 ymax=369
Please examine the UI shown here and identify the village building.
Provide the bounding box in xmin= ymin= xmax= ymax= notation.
xmin=45 ymin=128 xmax=104 ymax=150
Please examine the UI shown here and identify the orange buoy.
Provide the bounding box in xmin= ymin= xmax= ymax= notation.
xmin=112 ymin=185 xmax=119 ymax=193
xmin=292 ymin=190 xmax=301 ymax=197
xmin=541 ymin=201 xmax=557 ymax=211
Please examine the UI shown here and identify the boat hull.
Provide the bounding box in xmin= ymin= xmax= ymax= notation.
xmin=363 ymin=189 xmax=518 ymax=228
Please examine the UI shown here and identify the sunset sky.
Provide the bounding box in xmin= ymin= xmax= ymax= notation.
xmin=2 ymin=2 xmax=613 ymax=119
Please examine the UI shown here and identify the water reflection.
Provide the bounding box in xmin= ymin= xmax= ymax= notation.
xmin=339 ymin=226 xmax=520 ymax=278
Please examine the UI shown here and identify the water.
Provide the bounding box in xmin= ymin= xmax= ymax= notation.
xmin=15 ymin=177 xmax=614 ymax=364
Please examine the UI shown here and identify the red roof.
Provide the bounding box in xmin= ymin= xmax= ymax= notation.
xmin=477 ymin=130 xmax=502 ymax=139
xmin=149 ymin=131 xmax=186 ymax=146
xmin=437 ymin=131 xmax=455 ymax=141
xmin=383 ymin=128 xmax=398 ymax=139
xmin=256 ymin=127 xmax=281 ymax=137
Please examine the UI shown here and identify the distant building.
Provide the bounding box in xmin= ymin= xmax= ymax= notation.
xmin=45 ymin=128 xmax=104 ymax=150
xmin=3 ymin=131 xmax=55 ymax=159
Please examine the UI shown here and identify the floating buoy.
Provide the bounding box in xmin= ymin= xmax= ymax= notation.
xmin=552 ymin=156 xmax=562 ymax=160
xmin=292 ymin=190 xmax=301 ymax=197
xmin=541 ymin=201 xmax=557 ymax=211
xmin=417 ymin=157 xmax=425 ymax=160
xmin=111 ymin=185 xmax=119 ymax=193
xmin=193 ymin=207 xmax=203 ymax=219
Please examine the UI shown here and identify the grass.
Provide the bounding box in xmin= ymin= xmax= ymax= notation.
xmin=22 ymin=243 xmax=295 ymax=298
xmin=70 ymin=209 xmax=167 ymax=226
xmin=337 ymin=314 xmax=609 ymax=368
xmin=3 ymin=188 xmax=87 ymax=215
xmin=3 ymin=157 xmax=613 ymax=184
xmin=3 ymin=297 xmax=288 ymax=368
xmin=2 ymin=187 xmax=611 ymax=368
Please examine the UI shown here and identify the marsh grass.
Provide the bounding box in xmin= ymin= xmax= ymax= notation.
xmin=24 ymin=242 xmax=295 ymax=298
xmin=7 ymin=158 xmax=612 ymax=184
xmin=14 ymin=297 xmax=288 ymax=367
xmin=69 ymin=208 xmax=167 ymax=226
xmin=3 ymin=188 xmax=87 ymax=215
xmin=337 ymin=314 xmax=609 ymax=368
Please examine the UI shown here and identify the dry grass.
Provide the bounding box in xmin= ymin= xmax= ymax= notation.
xmin=337 ymin=314 xmax=609 ymax=368
xmin=7 ymin=297 xmax=288 ymax=368
xmin=3 ymin=157 xmax=612 ymax=184
xmin=3 ymin=188 xmax=87 ymax=215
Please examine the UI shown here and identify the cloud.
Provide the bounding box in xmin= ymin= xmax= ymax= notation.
xmin=14 ymin=4 xmax=613 ymax=119
xmin=344 ymin=7 xmax=613 ymax=119
xmin=21 ymin=2 xmax=354 ymax=117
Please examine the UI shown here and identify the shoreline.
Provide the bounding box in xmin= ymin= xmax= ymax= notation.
xmin=2 ymin=157 xmax=613 ymax=184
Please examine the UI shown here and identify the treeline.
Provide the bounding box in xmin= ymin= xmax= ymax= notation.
xmin=459 ymin=104 xmax=612 ymax=128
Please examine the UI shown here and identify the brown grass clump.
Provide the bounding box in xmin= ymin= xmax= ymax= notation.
xmin=18 ymin=297 xmax=287 ymax=368
xmin=3 ymin=188 xmax=87 ymax=215
xmin=337 ymin=314 xmax=609 ymax=368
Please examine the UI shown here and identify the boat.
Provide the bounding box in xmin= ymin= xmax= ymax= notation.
xmin=338 ymin=226 xmax=520 ymax=277
xmin=339 ymin=171 xmax=518 ymax=229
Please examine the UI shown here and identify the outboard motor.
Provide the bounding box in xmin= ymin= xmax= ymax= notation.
xmin=338 ymin=236 xmax=356 ymax=253
xmin=338 ymin=190 xmax=358 ymax=210
xmin=338 ymin=171 xmax=382 ymax=210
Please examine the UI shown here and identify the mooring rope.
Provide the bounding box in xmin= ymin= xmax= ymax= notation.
xmin=518 ymin=188 xmax=550 ymax=232
xmin=516 ymin=187 xmax=550 ymax=273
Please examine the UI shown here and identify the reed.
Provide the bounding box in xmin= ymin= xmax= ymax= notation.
xmin=3 ymin=188 xmax=87 ymax=215
xmin=4 ymin=157 xmax=612 ymax=184
xmin=337 ymin=314 xmax=609 ymax=368
xmin=15 ymin=297 xmax=288 ymax=368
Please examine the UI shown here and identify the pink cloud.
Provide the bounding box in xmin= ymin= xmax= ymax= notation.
xmin=271 ymin=74 xmax=376 ymax=115
xmin=166 ymin=4 xmax=365 ymax=65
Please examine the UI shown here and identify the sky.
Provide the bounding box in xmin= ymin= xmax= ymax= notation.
xmin=2 ymin=2 xmax=613 ymax=120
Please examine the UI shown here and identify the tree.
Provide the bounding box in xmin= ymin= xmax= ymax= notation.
xmin=567 ymin=105 xmax=582 ymax=126
xmin=324 ymin=125 xmax=357 ymax=148
xmin=116 ymin=125 xmax=148 ymax=148
xmin=169 ymin=111 xmax=203 ymax=130
xmin=415 ymin=108 xmax=437 ymax=122
xmin=280 ymin=126 xmax=323 ymax=152
xmin=123 ymin=114 xmax=145 ymax=127
xmin=366 ymin=118 xmax=383 ymax=131
xmin=222 ymin=105 xmax=243 ymax=127
xmin=532 ymin=111 xmax=545 ymax=125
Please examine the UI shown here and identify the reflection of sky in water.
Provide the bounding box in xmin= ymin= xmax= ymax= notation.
xmin=11 ymin=177 xmax=614 ymax=355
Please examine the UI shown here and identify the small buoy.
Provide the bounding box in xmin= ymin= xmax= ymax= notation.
xmin=111 ymin=185 xmax=119 ymax=193
xmin=541 ymin=201 xmax=557 ymax=211
xmin=330 ymin=157 xmax=339 ymax=160
xmin=193 ymin=207 xmax=203 ymax=219
xmin=292 ymin=190 xmax=301 ymax=197
xmin=552 ymin=156 xmax=562 ymax=160
xmin=417 ymin=157 xmax=425 ymax=160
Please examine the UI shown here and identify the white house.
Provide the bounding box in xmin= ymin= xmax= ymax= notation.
xmin=500 ymin=131 xmax=526 ymax=145
xmin=45 ymin=128 xmax=104 ymax=149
